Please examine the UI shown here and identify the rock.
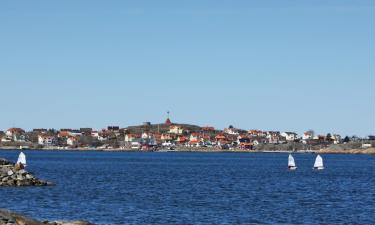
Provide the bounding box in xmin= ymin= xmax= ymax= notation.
xmin=0 ymin=158 xmax=52 ymax=187
xmin=0 ymin=209 xmax=94 ymax=225
xmin=52 ymin=221 xmax=93 ymax=225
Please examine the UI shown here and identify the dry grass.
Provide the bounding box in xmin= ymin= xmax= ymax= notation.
xmin=320 ymin=148 xmax=375 ymax=154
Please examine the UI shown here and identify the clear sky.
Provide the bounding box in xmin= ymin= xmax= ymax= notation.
xmin=0 ymin=0 xmax=374 ymax=136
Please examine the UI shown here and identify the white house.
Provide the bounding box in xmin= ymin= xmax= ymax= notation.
xmin=38 ymin=135 xmax=57 ymax=146
xmin=281 ymin=132 xmax=299 ymax=141
xmin=67 ymin=136 xmax=78 ymax=146
xmin=6 ymin=128 xmax=25 ymax=137
xmin=224 ymin=128 xmax=239 ymax=135
xmin=91 ymin=131 xmax=99 ymax=139
xmin=332 ymin=134 xmax=342 ymax=144
xmin=169 ymin=126 xmax=184 ymax=134
xmin=1 ymin=136 xmax=12 ymax=143
xmin=189 ymin=133 xmax=200 ymax=142
xmin=302 ymin=131 xmax=314 ymax=140
xmin=141 ymin=132 xmax=149 ymax=139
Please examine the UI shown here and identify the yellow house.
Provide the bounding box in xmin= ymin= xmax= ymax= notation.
xmin=169 ymin=126 xmax=184 ymax=134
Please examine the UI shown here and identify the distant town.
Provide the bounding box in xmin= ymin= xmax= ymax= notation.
xmin=0 ymin=115 xmax=374 ymax=152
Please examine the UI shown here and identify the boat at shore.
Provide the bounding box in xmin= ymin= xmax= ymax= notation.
xmin=313 ymin=154 xmax=324 ymax=170
xmin=288 ymin=154 xmax=297 ymax=170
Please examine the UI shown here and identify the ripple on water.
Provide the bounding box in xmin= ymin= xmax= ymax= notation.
xmin=1 ymin=151 xmax=375 ymax=224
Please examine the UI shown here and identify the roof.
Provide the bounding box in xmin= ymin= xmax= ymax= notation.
xmin=215 ymin=135 xmax=226 ymax=139
xmin=165 ymin=118 xmax=172 ymax=125
xmin=7 ymin=128 xmax=25 ymax=133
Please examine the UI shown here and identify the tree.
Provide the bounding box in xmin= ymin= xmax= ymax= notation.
xmin=343 ymin=136 xmax=350 ymax=143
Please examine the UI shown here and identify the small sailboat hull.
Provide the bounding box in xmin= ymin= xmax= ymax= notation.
xmin=314 ymin=167 xmax=324 ymax=170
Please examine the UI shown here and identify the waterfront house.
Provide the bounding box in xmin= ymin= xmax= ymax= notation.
xmin=188 ymin=140 xmax=201 ymax=147
xmin=67 ymin=136 xmax=79 ymax=146
xmin=189 ymin=133 xmax=200 ymax=142
xmin=302 ymin=131 xmax=314 ymax=140
xmin=1 ymin=135 xmax=12 ymax=143
xmin=131 ymin=139 xmax=142 ymax=150
xmin=6 ymin=128 xmax=26 ymax=141
xmin=215 ymin=134 xmax=229 ymax=146
xmin=161 ymin=133 xmax=174 ymax=142
xmin=91 ymin=131 xmax=99 ymax=139
xmin=176 ymin=136 xmax=188 ymax=144
xmin=98 ymin=131 xmax=109 ymax=141
xmin=215 ymin=134 xmax=227 ymax=142
xmin=38 ymin=134 xmax=57 ymax=146
xmin=141 ymin=132 xmax=151 ymax=139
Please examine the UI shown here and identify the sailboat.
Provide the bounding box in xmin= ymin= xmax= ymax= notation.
xmin=288 ymin=154 xmax=297 ymax=170
xmin=16 ymin=151 xmax=27 ymax=168
xmin=313 ymin=154 xmax=324 ymax=170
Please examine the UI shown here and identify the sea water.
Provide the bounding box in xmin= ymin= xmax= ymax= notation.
xmin=1 ymin=150 xmax=375 ymax=224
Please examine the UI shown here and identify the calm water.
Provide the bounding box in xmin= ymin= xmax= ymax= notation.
xmin=1 ymin=150 xmax=375 ymax=224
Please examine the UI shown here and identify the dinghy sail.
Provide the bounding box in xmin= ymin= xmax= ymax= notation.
xmin=288 ymin=154 xmax=297 ymax=170
xmin=16 ymin=152 xmax=27 ymax=167
xmin=313 ymin=155 xmax=324 ymax=170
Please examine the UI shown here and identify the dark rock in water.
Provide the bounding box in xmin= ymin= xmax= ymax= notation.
xmin=0 ymin=158 xmax=52 ymax=187
xmin=0 ymin=209 xmax=93 ymax=225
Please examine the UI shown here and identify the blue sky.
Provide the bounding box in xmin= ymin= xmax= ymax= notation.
xmin=0 ymin=0 xmax=374 ymax=136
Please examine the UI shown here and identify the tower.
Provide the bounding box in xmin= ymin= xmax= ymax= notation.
xmin=165 ymin=111 xmax=172 ymax=125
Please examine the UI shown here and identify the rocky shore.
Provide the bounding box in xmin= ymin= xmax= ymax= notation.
xmin=0 ymin=158 xmax=51 ymax=187
xmin=319 ymin=147 xmax=375 ymax=154
xmin=0 ymin=208 xmax=92 ymax=225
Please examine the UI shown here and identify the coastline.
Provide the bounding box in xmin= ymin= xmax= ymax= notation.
xmin=0 ymin=146 xmax=312 ymax=154
xmin=2 ymin=146 xmax=375 ymax=154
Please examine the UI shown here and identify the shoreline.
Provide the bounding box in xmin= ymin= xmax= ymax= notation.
xmin=1 ymin=145 xmax=315 ymax=153
xmin=1 ymin=146 xmax=375 ymax=154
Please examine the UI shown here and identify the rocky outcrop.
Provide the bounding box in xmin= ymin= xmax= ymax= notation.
xmin=0 ymin=158 xmax=51 ymax=187
xmin=0 ymin=209 xmax=93 ymax=225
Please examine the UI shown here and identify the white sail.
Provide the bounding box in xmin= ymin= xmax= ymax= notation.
xmin=314 ymin=155 xmax=324 ymax=169
xmin=16 ymin=152 xmax=27 ymax=166
xmin=288 ymin=154 xmax=296 ymax=167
